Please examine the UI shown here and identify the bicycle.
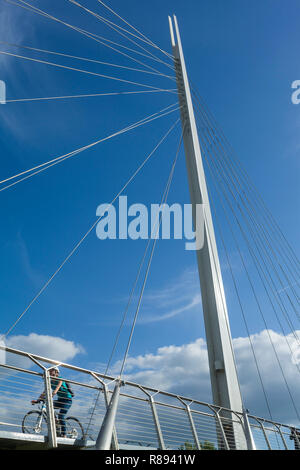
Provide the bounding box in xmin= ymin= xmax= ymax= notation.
xmin=22 ymin=400 xmax=84 ymax=440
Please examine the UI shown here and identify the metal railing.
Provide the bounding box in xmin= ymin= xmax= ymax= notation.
xmin=0 ymin=345 xmax=299 ymax=450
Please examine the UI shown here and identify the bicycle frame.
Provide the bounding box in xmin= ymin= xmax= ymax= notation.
xmin=31 ymin=402 xmax=48 ymax=433
xmin=36 ymin=401 xmax=60 ymax=430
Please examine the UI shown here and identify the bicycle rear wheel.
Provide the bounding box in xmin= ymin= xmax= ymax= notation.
xmin=65 ymin=417 xmax=84 ymax=439
xmin=22 ymin=411 xmax=47 ymax=434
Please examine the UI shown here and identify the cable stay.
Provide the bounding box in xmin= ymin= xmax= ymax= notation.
xmin=201 ymin=136 xmax=300 ymax=421
xmin=95 ymin=0 xmax=174 ymax=62
xmin=5 ymin=0 xmax=174 ymax=78
xmin=209 ymin=195 xmax=276 ymax=422
xmin=201 ymin=141 xmax=300 ymax=328
xmin=198 ymin=119 xmax=300 ymax=344
xmin=85 ymin=130 xmax=183 ymax=436
xmin=0 ymin=103 xmax=180 ymax=192
xmin=0 ymin=41 xmax=175 ymax=80
xmin=118 ymin=131 xmax=183 ymax=379
xmin=4 ymin=89 xmax=177 ymax=104
xmin=68 ymin=0 xmax=174 ymax=72
xmin=192 ymin=91 xmax=300 ymax=303
xmin=193 ymin=102 xmax=300 ymax=336
xmin=0 ymin=50 xmax=176 ymax=92
xmin=192 ymin=91 xmax=300 ymax=314
xmin=194 ymin=106 xmax=300 ymax=318
xmin=191 ymin=86 xmax=300 ymax=281
xmin=0 ymin=118 xmax=180 ymax=340
xmin=191 ymin=102 xmax=300 ymax=422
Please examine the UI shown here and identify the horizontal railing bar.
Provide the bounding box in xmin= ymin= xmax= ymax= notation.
xmin=116 ymin=433 xmax=157 ymax=442
xmin=156 ymin=401 xmax=216 ymax=419
xmin=116 ymin=413 xmax=155 ymax=424
xmin=160 ymin=421 xmax=218 ymax=435
xmin=0 ymin=363 xmax=43 ymax=377
xmin=115 ymin=415 xmax=155 ymax=426
xmin=0 ymin=380 xmax=41 ymax=389
xmin=0 ymin=421 xmax=23 ymax=427
xmin=58 ymin=378 xmax=104 ymax=392
xmin=250 ymin=422 xmax=289 ymax=434
xmin=118 ymin=401 xmax=152 ymax=410
xmin=248 ymin=414 xmax=293 ymax=428
xmin=157 ymin=429 xmax=195 ymax=440
xmin=115 ymin=426 xmax=158 ymax=437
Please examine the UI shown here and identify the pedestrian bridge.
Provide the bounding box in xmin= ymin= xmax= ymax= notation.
xmin=0 ymin=345 xmax=298 ymax=450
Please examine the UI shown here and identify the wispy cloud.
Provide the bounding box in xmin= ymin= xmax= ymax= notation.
xmin=88 ymin=266 xmax=202 ymax=327
xmin=138 ymin=267 xmax=202 ymax=323
xmin=15 ymin=232 xmax=45 ymax=288
xmin=139 ymin=293 xmax=201 ymax=323
xmin=0 ymin=1 xmax=38 ymax=138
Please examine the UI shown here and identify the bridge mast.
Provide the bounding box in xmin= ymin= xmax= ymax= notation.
xmin=169 ymin=16 xmax=244 ymax=424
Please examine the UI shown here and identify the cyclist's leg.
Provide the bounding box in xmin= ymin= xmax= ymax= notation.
xmin=53 ymin=399 xmax=60 ymax=428
xmin=57 ymin=399 xmax=72 ymax=436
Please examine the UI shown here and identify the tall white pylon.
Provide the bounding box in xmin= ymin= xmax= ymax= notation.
xmin=169 ymin=15 xmax=247 ymax=449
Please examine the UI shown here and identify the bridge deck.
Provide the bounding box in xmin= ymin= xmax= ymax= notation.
xmin=0 ymin=430 xmax=95 ymax=450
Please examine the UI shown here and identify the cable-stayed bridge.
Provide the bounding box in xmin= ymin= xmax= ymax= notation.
xmin=0 ymin=0 xmax=299 ymax=451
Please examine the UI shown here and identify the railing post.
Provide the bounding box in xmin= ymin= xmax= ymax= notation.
xmin=103 ymin=383 xmax=119 ymax=450
xmin=96 ymin=380 xmax=122 ymax=450
xmin=139 ymin=388 xmax=165 ymax=450
xmin=27 ymin=355 xmax=58 ymax=449
xmin=177 ymin=398 xmax=201 ymax=450
xmin=186 ymin=405 xmax=201 ymax=450
xmin=90 ymin=373 xmax=119 ymax=450
xmin=149 ymin=395 xmax=166 ymax=450
xmin=275 ymin=425 xmax=288 ymax=450
xmin=44 ymin=368 xmax=57 ymax=448
xmin=213 ymin=409 xmax=230 ymax=450
xmin=242 ymin=409 xmax=256 ymax=450
xmin=256 ymin=419 xmax=272 ymax=450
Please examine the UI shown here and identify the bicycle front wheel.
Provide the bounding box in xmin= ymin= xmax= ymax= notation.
xmin=22 ymin=411 xmax=47 ymax=434
xmin=65 ymin=417 xmax=84 ymax=439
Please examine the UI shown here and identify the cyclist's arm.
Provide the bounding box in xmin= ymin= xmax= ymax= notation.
xmin=31 ymin=380 xmax=63 ymax=403
xmin=52 ymin=380 xmax=63 ymax=397
xmin=31 ymin=392 xmax=45 ymax=404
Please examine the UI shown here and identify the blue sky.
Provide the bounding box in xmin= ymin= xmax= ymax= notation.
xmin=0 ymin=0 xmax=299 ymax=425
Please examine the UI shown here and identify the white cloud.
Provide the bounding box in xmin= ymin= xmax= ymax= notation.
xmin=111 ymin=329 xmax=300 ymax=426
xmin=4 ymin=332 xmax=85 ymax=369
xmin=115 ymin=338 xmax=210 ymax=395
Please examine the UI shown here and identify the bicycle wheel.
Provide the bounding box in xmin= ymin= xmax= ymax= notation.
xmin=65 ymin=417 xmax=84 ymax=439
xmin=22 ymin=411 xmax=47 ymax=434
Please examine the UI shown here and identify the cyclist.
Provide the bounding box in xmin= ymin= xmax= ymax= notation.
xmin=31 ymin=366 xmax=73 ymax=437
